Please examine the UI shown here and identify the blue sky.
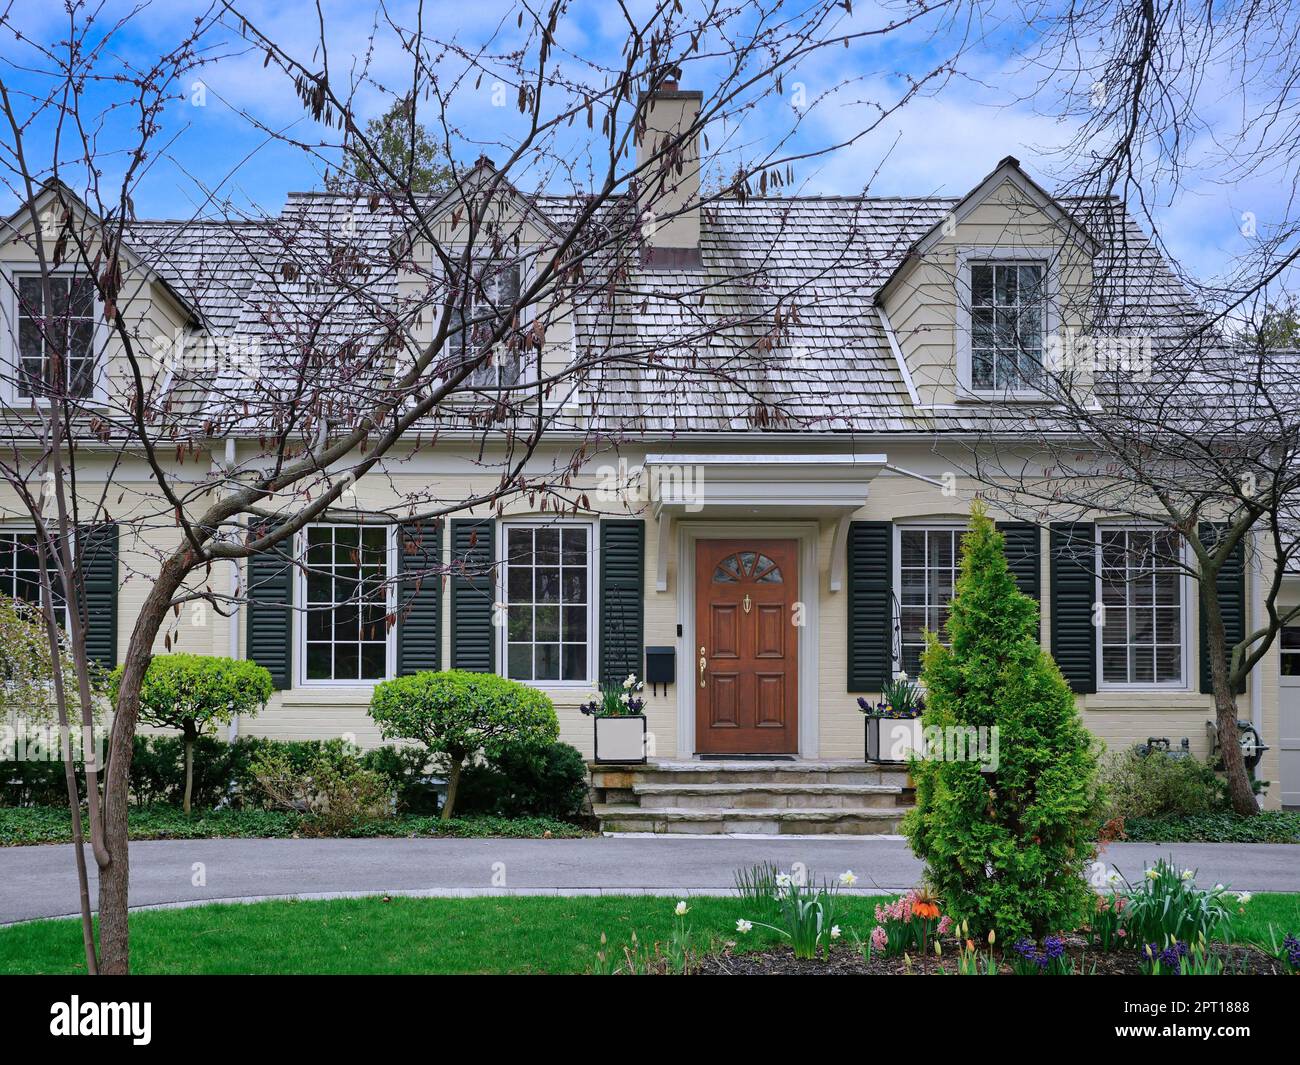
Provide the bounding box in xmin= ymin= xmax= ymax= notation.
xmin=0 ymin=0 xmax=1279 ymax=286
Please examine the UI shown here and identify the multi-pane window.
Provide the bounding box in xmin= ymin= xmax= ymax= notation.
xmin=447 ymin=260 xmax=523 ymax=388
xmin=0 ymin=530 xmax=58 ymax=610
xmin=301 ymin=525 xmax=391 ymax=682
xmin=1099 ymin=528 xmax=1185 ymax=686
xmin=1281 ymin=626 xmax=1300 ymax=677
xmin=897 ymin=527 xmax=962 ymax=676
xmin=16 ymin=274 xmax=95 ymax=398
xmin=503 ymin=523 xmax=591 ymax=683
xmin=969 ymin=261 xmax=1044 ymax=392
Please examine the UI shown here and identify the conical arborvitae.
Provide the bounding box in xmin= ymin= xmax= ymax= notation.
xmin=902 ymin=502 xmax=1100 ymax=939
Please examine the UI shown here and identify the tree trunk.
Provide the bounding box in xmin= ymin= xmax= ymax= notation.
xmin=1203 ymin=581 xmax=1257 ymax=815
xmin=182 ymin=727 xmax=195 ymax=816
xmin=1216 ymin=691 xmax=1258 ymax=815
xmin=441 ymin=759 xmax=462 ymax=821
xmin=97 ymin=554 xmax=191 ymax=974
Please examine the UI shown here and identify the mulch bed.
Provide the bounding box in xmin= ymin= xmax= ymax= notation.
xmin=697 ymin=938 xmax=1286 ymax=975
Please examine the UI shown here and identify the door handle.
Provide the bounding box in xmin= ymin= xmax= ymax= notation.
xmin=698 ymin=646 xmax=707 ymax=688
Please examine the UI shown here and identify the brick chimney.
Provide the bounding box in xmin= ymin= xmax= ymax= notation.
xmin=637 ymin=81 xmax=702 ymax=267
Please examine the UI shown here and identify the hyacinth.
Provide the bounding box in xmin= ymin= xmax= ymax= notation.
xmin=1283 ymin=932 xmax=1300 ymax=968
xmin=870 ymin=926 xmax=887 ymax=951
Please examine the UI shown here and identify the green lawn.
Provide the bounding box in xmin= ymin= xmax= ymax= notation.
xmin=2 ymin=892 xmax=1298 ymax=975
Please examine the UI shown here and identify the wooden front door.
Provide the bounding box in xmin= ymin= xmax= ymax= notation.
xmin=695 ymin=539 xmax=799 ymax=755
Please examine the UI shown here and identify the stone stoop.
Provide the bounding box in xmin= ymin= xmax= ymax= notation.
xmin=589 ymin=760 xmax=915 ymax=835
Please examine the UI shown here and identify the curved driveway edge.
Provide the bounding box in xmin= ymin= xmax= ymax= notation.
xmin=1 ymin=836 xmax=1297 ymax=925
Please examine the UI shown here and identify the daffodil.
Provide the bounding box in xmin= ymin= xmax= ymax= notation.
xmin=1145 ymin=868 xmax=1160 ymax=881
xmin=674 ymin=900 xmax=689 ymax=917
xmin=1237 ymin=891 xmax=1252 ymax=904
xmin=736 ymin=919 xmax=752 ymax=933
xmin=839 ymin=870 xmax=858 ymax=886
xmin=1181 ymin=869 xmax=1194 ymax=881
xmin=830 ymin=925 xmax=841 ymax=939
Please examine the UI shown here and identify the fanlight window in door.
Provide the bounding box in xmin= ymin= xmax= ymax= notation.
xmin=712 ymin=552 xmax=784 ymax=584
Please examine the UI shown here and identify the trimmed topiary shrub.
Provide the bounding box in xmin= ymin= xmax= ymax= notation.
xmin=368 ymin=670 xmax=559 ymax=820
xmin=111 ymin=654 xmax=272 ymax=813
xmin=902 ymin=504 xmax=1101 ymax=940
xmin=457 ymin=741 xmax=589 ymax=820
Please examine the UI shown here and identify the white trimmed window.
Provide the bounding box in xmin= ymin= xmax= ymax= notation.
xmin=13 ymin=273 xmax=96 ymax=399
xmin=447 ymin=259 xmax=525 ymax=388
xmin=500 ymin=521 xmax=594 ymax=684
xmin=895 ymin=525 xmax=962 ymax=675
xmin=0 ymin=529 xmax=62 ymax=610
xmin=1097 ymin=527 xmax=1187 ymax=687
xmin=299 ymin=525 xmax=394 ymax=684
xmin=968 ymin=261 xmax=1045 ymax=391
xmin=955 ymin=249 xmax=1054 ymax=397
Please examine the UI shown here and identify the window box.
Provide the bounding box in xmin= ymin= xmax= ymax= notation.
xmin=865 ymin=715 xmax=925 ymax=764
xmin=593 ymin=713 xmax=647 ymax=764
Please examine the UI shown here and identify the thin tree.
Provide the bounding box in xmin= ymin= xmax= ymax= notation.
xmin=0 ymin=0 xmax=976 ymax=973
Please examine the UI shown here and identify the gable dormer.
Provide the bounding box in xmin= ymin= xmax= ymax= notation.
xmin=875 ymin=157 xmax=1098 ymax=408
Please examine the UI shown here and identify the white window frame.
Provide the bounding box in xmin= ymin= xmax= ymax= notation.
xmin=294 ymin=523 xmax=398 ymax=689
xmin=439 ymin=250 xmax=538 ymax=392
xmin=0 ymin=525 xmax=70 ymax=623
xmin=955 ymin=246 xmax=1058 ymax=400
xmin=892 ymin=521 xmax=966 ymax=677
xmin=1094 ymin=524 xmax=1193 ymax=691
xmin=496 ymin=518 xmax=597 ymax=688
xmin=0 ymin=262 xmax=108 ymax=405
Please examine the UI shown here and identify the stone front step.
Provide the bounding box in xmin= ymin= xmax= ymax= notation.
xmin=592 ymin=761 xmax=911 ymax=789
xmin=589 ymin=759 xmax=914 ymax=835
xmin=593 ymin=804 xmax=910 ymax=836
xmin=632 ymin=782 xmax=905 ymax=811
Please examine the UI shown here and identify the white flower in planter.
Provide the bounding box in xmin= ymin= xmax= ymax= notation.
xmin=1145 ymin=868 xmax=1160 ymax=881
xmin=838 ymin=870 xmax=858 ymax=886
xmin=674 ymin=900 xmax=689 ymax=917
xmin=1181 ymin=869 xmax=1195 ymax=881
xmin=830 ymin=925 xmax=841 ymax=940
xmin=1237 ymin=891 xmax=1252 ymax=904
xmin=624 ymin=674 xmax=637 ymax=689
xmin=736 ymin=919 xmax=752 ymax=934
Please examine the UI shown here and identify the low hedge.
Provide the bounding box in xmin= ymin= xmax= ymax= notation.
xmin=1120 ymin=810 xmax=1300 ymax=844
xmin=0 ymin=805 xmax=590 ymax=846
xmin=1 ymin=735 xmax=588 ymax=822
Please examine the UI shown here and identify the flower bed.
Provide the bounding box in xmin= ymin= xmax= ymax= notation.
xmin=697 ymin=939 xmax=1286 ymax=975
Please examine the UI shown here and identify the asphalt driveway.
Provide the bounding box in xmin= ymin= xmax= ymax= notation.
xmin=1 ymin=836 xmax=1296 ymax=924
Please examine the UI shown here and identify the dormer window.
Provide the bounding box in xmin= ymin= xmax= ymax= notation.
xmin=969 ymin=260 xmax=1044 ymax=391
xmin=954 ymin=249 xmax=1054 ymax=398
xmin=446 ymin=259 xmax=524 ymax=389
xmin=14 ymin=274 xmax=96 ymax=399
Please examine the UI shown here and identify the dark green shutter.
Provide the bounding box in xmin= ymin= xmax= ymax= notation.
xmin=245 ymin=525 xmax=294 ymax=690
xmin=999 ymin=521 xmax=1042 ymax=638
xmin=599 ymin=520 xmax=644 ymax=684
xmin=397 ymin=522 xmax=443 ymax=675
xmin=847 ymin=521 xmax=892 ymax=691
xmin=450 ymin=518 xmax=495 ymax=672
xmin=78 ymin=523 xmax=118 ymax=671
xmin=1199 ymin=523 xmax=1246 ymax=695
xmin=1049 ymin=522 xmax=1096 ymax=693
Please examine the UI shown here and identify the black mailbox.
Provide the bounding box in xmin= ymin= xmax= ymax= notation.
xmin=644 ymin=646 xmax=675 ymax=695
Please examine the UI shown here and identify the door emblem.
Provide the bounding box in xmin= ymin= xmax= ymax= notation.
xmin=742 ymin=593 xmax=752 ymax=614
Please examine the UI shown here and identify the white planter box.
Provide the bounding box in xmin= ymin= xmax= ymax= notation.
xmin=593 ymin=715 xmax=647 ymax=764
xmin=865 ymin=716 xmax=925 ymax=763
